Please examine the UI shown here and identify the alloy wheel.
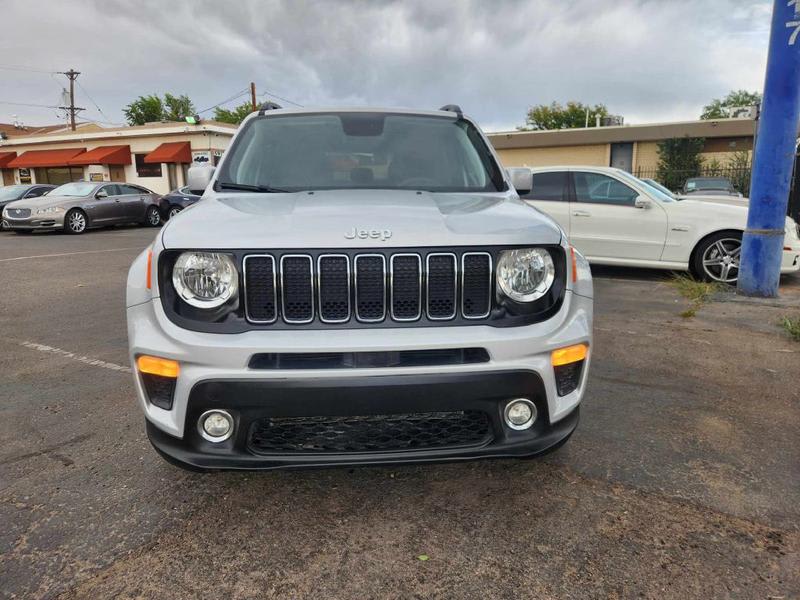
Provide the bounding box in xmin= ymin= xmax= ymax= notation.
xmin=148 ymin=208 xmax=161 ymax=226
xmin=702 ymin=238 xmax=741 ymax=283
xmin=168 ymin=206 xmax=182 ymax=219
xmin=69 ymin=212 xmax=86 ymax=233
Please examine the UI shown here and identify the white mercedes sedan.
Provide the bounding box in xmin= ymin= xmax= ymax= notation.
xmin=509 ymin=166 xmax=800 ymax=284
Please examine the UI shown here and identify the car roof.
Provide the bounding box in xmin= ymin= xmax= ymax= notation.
xmin=246 ymin=106 xmax=463 ymax=121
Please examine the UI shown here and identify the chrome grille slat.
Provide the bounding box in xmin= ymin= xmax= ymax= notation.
xmin=317 ymin=254 xmax=351 ymax=323
xmin=390 ymin=253 xmax=422 ymax=321
xmin=242 ymin=250 xmax=494 ymax=325
xmin=426 ymin=253 xmax=457 ymax=320
xmin=243 ymin=255 xmax=277 ymax=323
xmin=280 ymin=254 xmax=314 ymax=324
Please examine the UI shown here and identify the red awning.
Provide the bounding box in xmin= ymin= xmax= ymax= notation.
xmin=143 ymin=141 xmax=191 ymax=164
xmin=0 ymin=151 xmax=17 ymax=168
xmin=7 ymin=148 xmax=86 ymax=168
xmin=68 ymin=145 xmax=131 ymax=166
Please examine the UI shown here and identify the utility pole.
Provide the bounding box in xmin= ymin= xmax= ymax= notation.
xmin=737 ymin=0 xmax=800 ymax=297
xmin=250 ymin=82 xmax=257 ymax=111
xmin=57 ymin=68 xmax=84 ymax=131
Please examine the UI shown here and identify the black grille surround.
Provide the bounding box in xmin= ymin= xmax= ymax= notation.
xmin=158 ymin=245 xmax=567 ymax=333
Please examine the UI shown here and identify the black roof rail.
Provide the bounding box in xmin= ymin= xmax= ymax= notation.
xmin=439 ymin=104 xmax=463 ymax=118
xmin=257 ymin=101 xmax=283 ymax=115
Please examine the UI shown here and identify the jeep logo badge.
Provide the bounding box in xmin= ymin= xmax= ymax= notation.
xmin=344 ymin=227 xmax=392 ymax=241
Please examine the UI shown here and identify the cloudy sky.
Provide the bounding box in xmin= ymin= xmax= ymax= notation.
xmin=0 ymin=0 xmax=771 ymax=132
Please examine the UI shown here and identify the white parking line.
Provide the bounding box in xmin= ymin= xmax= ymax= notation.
xmin=0 ymin=247 xmax=143 ymax=262
xmin=20 ymin=341 xmax=131 ymax=373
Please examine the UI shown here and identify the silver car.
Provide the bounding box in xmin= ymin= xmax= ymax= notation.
xmin=2 ymin=181 xmax=163 ymax=234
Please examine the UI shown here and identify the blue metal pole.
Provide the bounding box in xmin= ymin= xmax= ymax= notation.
xmin=738 ymin=0 xmax=800 ymax=297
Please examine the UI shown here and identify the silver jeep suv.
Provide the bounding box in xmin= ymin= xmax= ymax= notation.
xmin=126 ymin=104 xmax=593 ymax=470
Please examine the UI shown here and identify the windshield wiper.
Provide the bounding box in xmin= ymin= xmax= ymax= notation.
xmin=216 ymin=181 xmax=292 ymax=193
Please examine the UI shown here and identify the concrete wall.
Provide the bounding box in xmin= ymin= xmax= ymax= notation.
xmin=496 ymin=144 xmax=609 ymax=167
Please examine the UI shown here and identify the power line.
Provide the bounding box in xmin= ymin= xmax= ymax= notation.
xmin=197 ymin=88 xmax=251 ymax=114
xmin=0 ymin=100 xmax=58 ymax=109
xmin=75 ymin=79 xmax=115 ymax=124
xmin=259 ymin=88 xmax=303 ymax=107
xmin=0 ymin=64 xmax=57 ymax=74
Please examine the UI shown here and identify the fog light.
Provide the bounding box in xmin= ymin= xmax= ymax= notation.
xmin=199 ymin=410 xmax=234 ymax=442
xmin=504 ymin=399 xmax=537 ymax=430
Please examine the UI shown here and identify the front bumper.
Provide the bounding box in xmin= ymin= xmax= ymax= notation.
xmin=128 ymin=286 xmax=592 ymax=470
xmin=4 ymin=214 xmax=65 ymax=230
xmin=147 ymin=371 xmax=581 ymax=470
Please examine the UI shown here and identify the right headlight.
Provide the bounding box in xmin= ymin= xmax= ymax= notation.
xmin=172 ymin=251 xmax=238 ymax=309
xmin=496 ymin=248 xmax=555 ymax=302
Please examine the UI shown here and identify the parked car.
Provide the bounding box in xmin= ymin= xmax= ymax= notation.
xmin=681 ymin=176 xmax=742 ymax=197
xmin=510 ymin=165 xmax=800 ymax=284
xmin=158 ymin=186 xmax=201 ymax=220
xmin=0 ymin=184 xmax=56 ymax=230
xmin=641 ymin=177 xmax=748 ymax=207
xmin=126 ymin=104 xmax=594 ymax=471
xmin=3 ymin=181 xmax=163 ymax=234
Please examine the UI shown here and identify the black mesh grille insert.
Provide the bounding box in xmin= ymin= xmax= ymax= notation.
xmin=355 ymin=255 xmax=385 ymax=321
xmin=462 ymin=253 xmax=492 ymax=318
xmin=248 ymin=348 xmax=490 ymax=369
xmin=244 ymin=256 xmax=277 ymax=322
xmin=391 ymin=254 xmax=421 ymax=320
xmin=318 ymin=255 xmax=350 ymax=322
xmin=427 ymin=254 xmax=456 ymax=319
xmin=281 ymin=256 xmax=313 ymax=322
xmin=247 ymin=411 xmax=493 ymax=454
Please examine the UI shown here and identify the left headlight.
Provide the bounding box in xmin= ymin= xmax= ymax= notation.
xmin=497 ymin=248 xmax=555 ymax=302
xmin=36 ymin=206 xmax=65 ymax=215
xmin=172 ymin=251 xmax=238 ymax=308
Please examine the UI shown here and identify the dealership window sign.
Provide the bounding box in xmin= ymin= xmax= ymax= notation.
xmin=89 ymin=172 xmax=104 ymax=182
xmin=18 ymin=168 xmax=31 ymax=184
xmin=192 ymin=151 xmax=211 ymax=165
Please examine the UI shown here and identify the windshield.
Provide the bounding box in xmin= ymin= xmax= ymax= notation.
xmin=0 ymin=185 xmax=28 ymax=201
xmin=686 ymin=178 xmax=732 ymax=191
xmin=609 ymin=170 xmax=675 ymax=203
xmin=50 ymin=182 xmax=97 ymax=197
xmin=217 ymin=113 xmax=505 ymax=193
xmin=637 ymin=178 xmax=676 ymax=202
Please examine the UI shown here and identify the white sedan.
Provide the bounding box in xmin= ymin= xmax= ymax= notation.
xmin=508 ymin=166 xmax=800 ymax=284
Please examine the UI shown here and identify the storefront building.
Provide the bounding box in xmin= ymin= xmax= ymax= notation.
xmin=0 ymin=121 xmax=237 ymax=194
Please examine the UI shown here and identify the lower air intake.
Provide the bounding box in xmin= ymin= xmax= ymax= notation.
xmin=247 ymin=411 xmax=493 ymax=454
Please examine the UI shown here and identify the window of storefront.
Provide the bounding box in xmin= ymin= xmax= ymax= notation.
xmin=18 ymin=168 xmax=31 ymax=184
xmin=135 ymin=153 xmax=162 ymax=177
xmin=34 ymin=167 xmax=83 ymax=185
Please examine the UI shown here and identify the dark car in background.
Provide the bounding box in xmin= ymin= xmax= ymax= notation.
xmin=158 ymin=186 xmax=200 ymax=220
xmin=682 ymin=177 xmax=741 ymax=197
xmin=0 ymin=184 xmax=56 ymax=230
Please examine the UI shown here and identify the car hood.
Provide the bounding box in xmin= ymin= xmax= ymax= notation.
xmin=677 ymin=194 xmax=748 ymax=206
xmin=161 ymin=190 xmax=563 ymax=249
xmin=666 ymin=197 xmax=751 ymax=224
xmin=4 ymin=194 xmax=85 ymax=210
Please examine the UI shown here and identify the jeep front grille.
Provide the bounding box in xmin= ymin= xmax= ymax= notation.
xmin=243 ymin=250 xmax=493 ymax=325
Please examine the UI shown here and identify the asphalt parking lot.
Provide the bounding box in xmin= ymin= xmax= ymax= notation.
xmin=1 ymin=227 xmax=798 ymax=599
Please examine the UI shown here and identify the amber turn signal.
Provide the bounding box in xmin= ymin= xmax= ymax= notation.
xmin=569 ymin=246 xmax=578 ymax=283
xmin=551 ymin=344 xmax=588 ymax=367
xmin=145 ymin=248 xmax=153 ymax=290
xmin=137 ymin=355 xmax=180 ymax=378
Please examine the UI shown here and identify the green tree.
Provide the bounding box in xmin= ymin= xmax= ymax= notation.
xmin=700 ymin=90 xmax=761 ymax=119
xmin=727 ymin=150 xmax=752 ymax=194
xmin=123 ymin=94 xmax=164 ymax=126
xmin=213 ymin=102 xmax=255 ymax=125
xmin=163 ymin=93 xmax=196 ymax=121
xmin=656 ymin=137 xmax=705 ymax=192
xmin=122 ymin=93 xmax=196 ymax=126
xmin=519 ymin=101 xmax=611 ymax=130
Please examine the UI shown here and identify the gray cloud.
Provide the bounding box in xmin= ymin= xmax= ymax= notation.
xmin=0 ymin=0 xmax=770 ymax=131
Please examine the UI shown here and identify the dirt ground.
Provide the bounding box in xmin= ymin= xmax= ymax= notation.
xmin=1 ymin=228 xmax=798 ymax=599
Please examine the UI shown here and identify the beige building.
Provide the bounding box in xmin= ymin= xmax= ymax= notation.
xmin=487 ymin=118 xmax=755 ymax=177
xmin=0 ymin=121 xmax=237 ymax=194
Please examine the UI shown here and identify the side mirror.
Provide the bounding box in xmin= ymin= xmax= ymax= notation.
xmin=507 ymin=167 xmax=533 ymax=196
xmin=634 ymin=195 xmax=652 ymax=209
xmin=187 ymin=165 xmax=216 ymax=196
xmin=95 ymin=189 xmax=108 ymax=199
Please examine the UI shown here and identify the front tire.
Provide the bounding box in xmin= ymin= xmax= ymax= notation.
xmin=64 ymin=209 xmax=87 ymax=235
xmin=691 ymin=231 xmax=742 ymax=284
xmin=144 ymin=205 xmax=162 ymax=227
